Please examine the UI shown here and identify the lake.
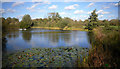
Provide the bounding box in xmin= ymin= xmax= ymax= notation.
xmin=4 ymin=28 xmax=91 ymax=54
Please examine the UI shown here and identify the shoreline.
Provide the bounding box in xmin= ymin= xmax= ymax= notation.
xmin=31 ymin=26 xmax=88 ymax=31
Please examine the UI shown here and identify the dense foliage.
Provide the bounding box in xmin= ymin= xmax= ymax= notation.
xmin=2 ymin=17 xmax=19 ymax=31
xmin=1 ymin=9 xmax=119 ymax=30
xmin=20 ymin=14 xmax=32 ymax=29
xmin=86 ymin=9 xmax=98 ymax=30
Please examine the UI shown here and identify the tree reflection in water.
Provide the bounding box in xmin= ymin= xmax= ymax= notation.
xmin=22 ymin=30 xmax=32 ymax=42
xmin=7 ymin=30 xmax=19 ymax=39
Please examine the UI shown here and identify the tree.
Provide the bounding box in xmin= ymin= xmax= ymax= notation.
xmin=103 ymin=19 xmax=109 ymax=27
xmin=84 ymin=19 xmax=89 ymax=26
xmin=109 ymin=19 xmax=119 ymax=26
xmin=87 ymin=9 xmax=98 ymax=30
xmin=58 ymin=18 xmax=69 ymax=29
xmin=6 ymin=17 xmax=12 ymax=24
xmin=20 ymin=14 xmax=32 ymax=29
xmin=2 ymin=17 xmax=8 ymax=32
xmin=48 ymin=12 xmax=61 ymax=22
xmin=11 ymin=18 xmax=19 ymax=24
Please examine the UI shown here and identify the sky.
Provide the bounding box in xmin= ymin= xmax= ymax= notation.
xmin=1 ymin=1 xmax=119 ymax=21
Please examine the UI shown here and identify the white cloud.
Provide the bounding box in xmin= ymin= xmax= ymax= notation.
xmin=43 ymin=1 xmax=51 ymax=4
xmin=102 ymin=11 xmax=110 ymax=14
xmin=102 ymin=6 xmax=110 ymax=9
xmin=7 ymin=9 xmax=16 ymax=13
xmin=26 ymin=3 xmax=41 ymax=11
xmin=98 ymin=15 xmax=103 ymax=18
xmin=1 ymin=0 xmax=13 ymax=2
xmin=74 ymin=10 xmax=84 ymax=14
xmin=87 ymin=3 xmax=94 ymax=7
xmin=114 ymin=3 xmax=120 ymax=6
xmin=73 ymin=4 xmax=79 ymax=7
xmin=0 ymin=9 xmax=5 ymax=14
xmin=32 ymin=0 xmax=43 ymax=2
xmin=87 ymin=11 xmax=92 ymax=14
xmin=26 ymin=2 xmax=50 ymax=12
xmin=64 ymin=4 xmax=79 ymax=10
xmin=1 ymin=0 xmax=120 ymax=2
xmin=48 ymin=5 xmax=57 ymax=9
xmin=96 ymin=10 xmax=103 ymax=14
xmin=87 ymin=10 xmax=110 ymax=15
xmin=71 ymin=15 xmax=88 ymax=21
xmin=0 ymin=8 xmax=16 ymax=14
xmin=80 ymin=15 xmax=89 ymax=18
xmin=96 ymin=10 xmax=110 ymax=14
xmin=12 ymin=2 xmax=24 ymax=7
xmin=32 ymin=0 xmax=51 ymax=4
xmin=110 ymin=3 xmax=120 ymax=7
xmin=108 ymin=15 xmax=115 ymax=18
xmin=71 ymin=16 xmax=79 ymax=21
xmin=17 ymin=15 xmax=24 ymax=19
xmin=64 ymin=0 xmax=78 ymax=2
xmin=59 ymin=12 xmax=66 ymax=15
xmin=37 ymin=8 xmax=45 ymax=12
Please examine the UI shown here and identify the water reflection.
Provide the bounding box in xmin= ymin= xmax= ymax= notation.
xmin=22 ymin=30 xmax=32 ymax=42
xmin=7 ymin=30 xmax=19 ymax=39
xmin=5 ymin=28 xmax=91 ymax=53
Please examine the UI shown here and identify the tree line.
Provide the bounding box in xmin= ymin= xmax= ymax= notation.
xmin=1 ymin=9 xmax=119 ymax=31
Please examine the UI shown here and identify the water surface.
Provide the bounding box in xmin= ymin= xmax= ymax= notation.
xmin=5 ymin=28 xmax=91 ymax=53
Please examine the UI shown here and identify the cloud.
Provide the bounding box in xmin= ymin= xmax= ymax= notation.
xmin=87 ymin=3 xmax=94 ymax=7
xmin=71 ymin=15 xmax=88 ymax=21
xmin=0 ymin=8 xmax=16 ymax=14
xmin=110 ymin=3 xmax=120 ymax=7
xmin=17 ymin=15 xmax=24 ymax=19
xmin=26 ymin=3 xmax=41 ymax=11
xmin=0 ymin=9 xmax=5 ymax=14
xmin=48 ymin=5 xmax=57 ymax=9
xmin=1 ymin=0 xmax=13 ymax=2
xmin=1 ymin=0 xmax=120 ymax=2
xmin=64 ymin=4 xmax=79 ymax=10
xmin=87 ymin=10 xmax=110 ymax=15
xmin=12 ymin=2 xmax=24 ymax=7
xmin=59 ymin=12 xmax=66 ymax=15
xmin=96 ymin=10 xmax=103 ymax=14
xmin=71 ymin=16 xmax=79 ymax=21
xmin=114 ymin=3 xmax=120 ymax=6
xmin=102 ymin=11 xmax=110 ymax=14
xmin=108 ymin=15 xmax=115 ymax=18
xmin=79 ymin=15 xmax=89 ymax=18
xmin=74 ymin=10 xmax=84 ymax=14
xmin=7 ymin=8 xmax=16 ymax=13
xmin=37 ymin=8 xmax=45 ymax=12
xmin=64 ymin=0 xmax=79 ymax=2
xmin=96 ymin=10 xmax=110 ymax=14
xmin=26 ymin=2 xmax=50 ymax=11
xmin=98 ymin=15 xmax=103 ymax=18
xmin=32 ymin=0 xmax=43 ymax=2
xmin=102 ymin=6 xmax=110 ymax=9
xmin=43 ymin=1 xmax=51 ymax=4
xmin=32 ymin=0 xmax=51 ymax=4
xmin=87 ymin=11 xmax=92 ymax=14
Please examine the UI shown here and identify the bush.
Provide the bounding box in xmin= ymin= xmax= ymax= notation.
xmin=58 ymin=19 xmax=69 ymax=29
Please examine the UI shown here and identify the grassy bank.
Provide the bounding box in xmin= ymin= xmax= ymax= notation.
xmin=31 ymin=26 xmax=88 ymax=31
xmin=87 ymin=27 xmax=120 ymax=67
